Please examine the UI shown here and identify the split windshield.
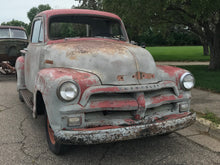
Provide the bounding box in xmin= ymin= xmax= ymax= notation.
xmin=0 ymin=28 xmax=27 ymax=39
xmin=49 ymin=15 xmax=127 ymax=41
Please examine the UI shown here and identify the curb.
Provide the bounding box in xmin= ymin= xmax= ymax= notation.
xmin=194 ymin=116 xmax=220 ymax=141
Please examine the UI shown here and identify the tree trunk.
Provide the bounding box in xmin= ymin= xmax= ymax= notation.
xmin=208 ymin=23 xmax=220 ymax=70
xmin=202 ymin=42 xmax=209 ymax=56
xmin=199 ymin=37 xmax=209 ymax=56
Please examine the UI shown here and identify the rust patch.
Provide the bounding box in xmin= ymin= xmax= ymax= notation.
xmin=133 ymin=72 xmax=154 ymax=80
xmin=45 ymin=60 xmax=53 ymax=64
xmin=117 ymin=75 xmax=124 ymax=81
xmin=89 ymin=99 xmax=138 ymax=109
xmin=73 ymin=125 xmax=121 ymax=131
xmin=0 ymin=61 xmax=16 ymax=74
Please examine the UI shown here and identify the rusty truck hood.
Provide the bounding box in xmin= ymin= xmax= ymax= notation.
xmin=43 ymin=39 xmax=159 ymax=85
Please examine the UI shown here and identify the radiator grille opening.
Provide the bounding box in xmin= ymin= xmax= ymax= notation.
xmin=144 ymin=88 xmax=175 ymax=98
xmin=145 ymin=103 xmax=177 ymax=117
xmin=85 ymin=110 xmax=135 ymax=122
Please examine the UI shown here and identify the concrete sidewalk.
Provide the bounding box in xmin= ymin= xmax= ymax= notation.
xmin=190 ymin=89 xmax=220 ymax=141
xmin=192 ymin=89 xmax=220 ymax=118
xmin=156 ymin=61 xmax=209 ymax=66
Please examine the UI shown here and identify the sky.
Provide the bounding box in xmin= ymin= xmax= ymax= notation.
xmin=0 ymin=0 xmax=79 ymax=24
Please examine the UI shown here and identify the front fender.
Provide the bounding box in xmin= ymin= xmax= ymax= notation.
xmin=15 ymin=56 xmax=26 ymax=90
xmin=156 ymin=65 xmax=189 ymax=89
xmin=33 ymin=68 xmax=101 ymax=130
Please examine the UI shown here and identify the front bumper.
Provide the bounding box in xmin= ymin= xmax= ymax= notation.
xmin=54 ymin=112 xmax=196 ymax=145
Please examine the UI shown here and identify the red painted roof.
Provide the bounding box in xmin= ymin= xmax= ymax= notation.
xmin=0 ymin=26 xmax=25 ymax=31
xmin=37 ymin=9 xmax=121 ymax=20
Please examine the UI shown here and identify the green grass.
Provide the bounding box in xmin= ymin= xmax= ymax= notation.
xmin=201 ymin=112 xmax=220 ymax=125
xmin=146 ymin=46 xmax=210 ymax=61
xmin=178 ymin=65 xmax=220 ymax=93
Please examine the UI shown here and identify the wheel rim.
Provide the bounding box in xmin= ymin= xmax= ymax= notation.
xmin=47 ymin=118 xmax=56 ymax=145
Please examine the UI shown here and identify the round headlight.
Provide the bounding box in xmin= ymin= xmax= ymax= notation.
xmin=57 ymin=81 xmax=79 ymax=101
xmin=180 ymin=73 xmax=195 ymax=90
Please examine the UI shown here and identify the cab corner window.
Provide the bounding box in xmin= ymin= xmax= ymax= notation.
xmin=31 ymin=20 xmax=43 ymax=43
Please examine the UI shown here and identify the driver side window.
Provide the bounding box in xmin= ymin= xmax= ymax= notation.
xmin=31 ymin=19 xmax=43 ymax=43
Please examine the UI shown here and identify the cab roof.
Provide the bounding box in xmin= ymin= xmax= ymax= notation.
xmin=0 ymin=26 xmax=25 ymax=31
xmin=37 ymin=9 xmax=121 ymax=21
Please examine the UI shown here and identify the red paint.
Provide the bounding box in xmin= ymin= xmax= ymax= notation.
xmin=137 ymin=94 xmax=145 ymax=108
xmin=135 ymin=114 xmax=141 ymax=120
xmin=124 ymin=119 xmax=135 ymax=124
xmin=47 ymin=37 xmax=126 ymax=45
xmin=37 ymin=68 xmax=100 ymax=102
xmin=90 ymin=87 xmax=120 ymax=93
xmin=155 ymin=112 xmax=189 ymax=122
xmin=0 ymin=26 xmax=25 ymax=31
xmin=73 ymin=125 xmax=121 ymax=131
xmin=17 ymin=56 xmax=24 ymax=63
xmin=157 ymin=65 xmax=186 ymax=77
xmin=90 ymin=99 xmax=138 ymax=109
xmin=16 ymin=56 xmax=25 ymax=70
xmin=38 ymin=9 xmax=121 ymax=21
xmin=151 ymin=94 xmax=183 ymax=104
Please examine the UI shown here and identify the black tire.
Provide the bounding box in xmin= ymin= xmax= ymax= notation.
xmin=45 ymin=113 xmax=63 ymax=155
xmin=8 ymin=47 xmax=17 ymax=57
xmin=159 ymin=132 xmax=172 ymax=136
xmin=18 ymin=90 xmax=24 ymax=102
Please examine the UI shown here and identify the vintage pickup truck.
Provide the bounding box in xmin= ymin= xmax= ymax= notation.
xmin=0 ymin=26 xmax=28 ymax=66
xmin=16 ymin=9 xmax=196 ymax=154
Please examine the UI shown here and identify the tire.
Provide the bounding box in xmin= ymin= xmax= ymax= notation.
xmin=45 ymin=113 xmax=63 ymax=155
xmin=8 ymin=47 xmax=17 ymax=57
xmin=159 ymin=132 xmax=172 ymax=136
xmin=18 ymin=90 xmax=24 ymax=102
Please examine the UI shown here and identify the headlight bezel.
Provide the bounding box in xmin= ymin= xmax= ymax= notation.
xmin=180 ymin=72 xmax=195 ymax=90
xmin=57 ymin=80 xmax=80 ymax=102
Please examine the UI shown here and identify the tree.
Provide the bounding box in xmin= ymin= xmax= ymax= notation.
xmin=1 ymin=19 xmax=28 ymax=30
xmin=103 ymin=0 xmax=220 ymax=70
xmin=27 ymin=4 xmax=51 ymax=34
xmin=27 ymin=4 xmax=52 ymax=23
xmin=73 ymin=0 xmax=103 ymax=10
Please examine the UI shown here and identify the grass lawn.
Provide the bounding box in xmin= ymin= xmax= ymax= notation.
xmin=146 ymin=46 xmax=210 ymax=61
xmin=178 ymin=65 xmax=220 ymax=93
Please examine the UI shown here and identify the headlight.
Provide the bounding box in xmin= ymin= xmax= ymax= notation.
xmin=57 ymin=81 xmax=79 ymax=102
xmin=180 ymin=73 xmax=195 ymax=90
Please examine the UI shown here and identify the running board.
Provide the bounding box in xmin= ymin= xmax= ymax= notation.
xmin=20 ymin=89 xmax=33 ymax=110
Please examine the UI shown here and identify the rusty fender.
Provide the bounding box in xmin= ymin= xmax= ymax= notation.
xmin=15 ymin=56 xmax=26 ymax=90
xmin=33 ymin=68 xmax=100 ymax=128
xmin=54 ymin=112 xmax=196 ymax=145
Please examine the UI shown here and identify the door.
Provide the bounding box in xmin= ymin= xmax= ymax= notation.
xmin=25 ymin=18 xmax=44 ymax=93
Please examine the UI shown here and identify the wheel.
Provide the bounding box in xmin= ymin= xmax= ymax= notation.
xmin=8 ymin=47 xmax=17 ymax=57
xmin=45 ymin=113 xmax=63 ymax=155
xmin=18 ymin=90 xmax=24 ymax=102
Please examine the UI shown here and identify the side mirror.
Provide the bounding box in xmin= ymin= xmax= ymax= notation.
xmin=20 ymin=48 xmax=28 ymax=56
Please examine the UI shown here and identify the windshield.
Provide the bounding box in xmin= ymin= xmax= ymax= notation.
xmin=49 ymin=15 xmax=127 ymax=41
xmin=0 ymin=28 xmax=27 ymax=39
xmin=0 ymin=29 xmax=10 ymax=38
xmin=11 ymin=29 xmax=27 ymax=39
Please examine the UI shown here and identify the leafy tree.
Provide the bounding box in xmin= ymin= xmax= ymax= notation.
xmin=1 ymin=19 xmax=28 ymax=30
xmin=27 ymin=4 xmax=51 ymax=23
xmin=103 ymin=0 xmax=220 ymax=70
xmin=73 ymin=0 xmax=103 ymax=10
xmin=27 ymin=4 xmax=51 ymax=34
